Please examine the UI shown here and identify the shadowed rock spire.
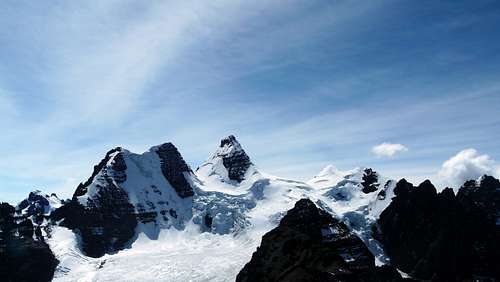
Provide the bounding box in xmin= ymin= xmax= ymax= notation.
xmin=377 ymin=176 xmax=500 ymax=280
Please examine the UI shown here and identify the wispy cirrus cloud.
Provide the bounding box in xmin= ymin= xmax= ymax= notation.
xmin=1 ymin=0 xmax=500 ymax=203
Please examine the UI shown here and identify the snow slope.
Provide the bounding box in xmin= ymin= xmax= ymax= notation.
xmin=311 ymin=166 xmax=396 ymax=265
xmin=307 ymin=164 xmax=350 ymax=189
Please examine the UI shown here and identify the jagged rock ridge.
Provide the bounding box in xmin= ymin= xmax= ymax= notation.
xmin=377 ymin=176 xmax=500 ymax=281
xmin=237 ymin=198 xmax=406 ymax=282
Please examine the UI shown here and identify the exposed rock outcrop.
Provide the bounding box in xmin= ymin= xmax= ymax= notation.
xmin=237 ymin=199 xmax=406 ymax=282
xmin=361 ymin=168 xmax=379 ymax=194
xmin=377 ymin=176 xmax=500 ymax=281
xmin=156 ymin=142 xmax=194 ymax=198
xmin=0 ymin=202 xmax=59 ymax=282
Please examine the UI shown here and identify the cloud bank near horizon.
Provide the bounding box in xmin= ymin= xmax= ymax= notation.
xmin=438 ymin=149 xmax=500 ymax=190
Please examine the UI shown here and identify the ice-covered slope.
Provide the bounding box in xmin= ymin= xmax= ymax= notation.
xmin=311 ymin=166 xmax=396 ymax=264
xmin=307 ymin=164 xmax=350 ymax=189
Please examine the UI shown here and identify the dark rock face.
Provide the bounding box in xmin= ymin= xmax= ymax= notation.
xmin=361 ymin=168 xmax=379 ymax=194
xmin=237 ymin=199 xmax=406 ymax=282
xmin=377 ymin=176 xmax=500 ymax=281
xmin=220 ymin=135 xmax=252 ymax=183
xmin=51 ymin=148 xmax=137 ymax=258
xmin=51 ymin=187 xmax=137 ymax=258
xmin=156 ymin=143 xmax=194 ymax=198
xmin=1 ymin=202 xmax=58 ymax=282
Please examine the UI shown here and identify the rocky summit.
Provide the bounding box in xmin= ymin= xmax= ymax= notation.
xmin=197 ymin=135 xmax=255 ymax=184
xmin=237 ymin=198 xmax=405 ymax=282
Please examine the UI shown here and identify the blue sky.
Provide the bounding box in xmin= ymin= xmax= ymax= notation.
xmin=1 ymin=0 xmax=500 ymax=203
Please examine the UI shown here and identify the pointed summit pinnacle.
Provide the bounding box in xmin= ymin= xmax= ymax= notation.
xmin=216 ymin=135 xmax=252 ymax=182
xmin=197 ymin=135 xmax=255 ymax=183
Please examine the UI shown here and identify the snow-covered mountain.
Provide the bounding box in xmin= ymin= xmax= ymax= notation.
xmin=49 ymin=143 xmax=197 ymax=259
xmin=12 ymin=137 xmax=398 ymax=281
xmin=45 ymin=136 xmax=315 ymax=281
xmin=196 ymin=135 xmax=258 ymax=187
xmin=74 ymin=143 xmax=195 ymax=231
xmin=2 ymin=135 xmax=498 ymax=281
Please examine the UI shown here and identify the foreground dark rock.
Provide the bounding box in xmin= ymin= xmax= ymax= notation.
xmin=377 ymin=176 xmax=500 ymax=281
xmin=0 ymin=202 xmax=58 ymax=282
xmin=237 ymin=199 xmax=407 ymax=282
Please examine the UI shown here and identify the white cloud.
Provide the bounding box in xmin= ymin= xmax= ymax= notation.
xmin=372 ymin=143 xmax=408 ymax=157
xmin=438 ymin=149 xmax=498 ymax=188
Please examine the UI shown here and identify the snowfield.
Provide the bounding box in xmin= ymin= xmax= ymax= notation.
xmin=49 ymin=225 xmax=259 ymax=282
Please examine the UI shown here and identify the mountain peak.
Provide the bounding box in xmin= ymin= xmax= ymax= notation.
xmin=308 ymin=165 xmax=348 ymax=189
xmin=216 ymin=135 xmax=246 ymax=157
xmin=220 ymin=134 xmax=239 ymax=147
xmin=316 ymin=164 xmax=343 ymax=178
xmin=197 ymin=135 xmax=255 ymax=184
